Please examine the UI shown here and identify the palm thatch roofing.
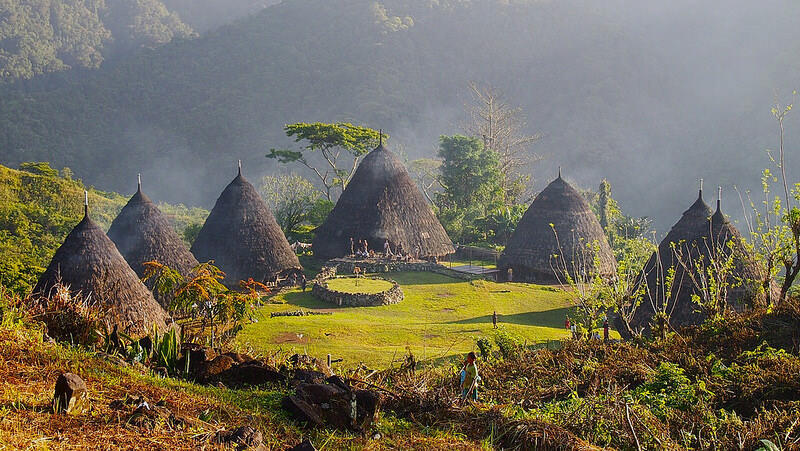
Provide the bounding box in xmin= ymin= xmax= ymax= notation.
xmin=312 ymin=142 xmax=454 ymax=260
xmin=630 ymin=189 xmax=765 ymax=332
xmin=107 ymin=179 xmax=199 ymax=307
xmin=498 ymin=173 xmax=616 ymax=283
xmin=32 ymin=207 xmax=169 ymax=337
xmin=190 ymin=166 xmax=300 ymax=287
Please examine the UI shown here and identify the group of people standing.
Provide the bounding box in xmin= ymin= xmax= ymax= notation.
xmin=565 ymin=316 xmax=610 ymax=341
xmin=349 ymin=237 xmax=410 ymax=260
xmin=288 ymin=272 xmax=308 ymax=291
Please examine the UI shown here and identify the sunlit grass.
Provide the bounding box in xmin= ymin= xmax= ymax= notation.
xmin=324 ymin=277 xmax=395 ymax=294
xmin=238 ymin=272 xmax=574 ymax=368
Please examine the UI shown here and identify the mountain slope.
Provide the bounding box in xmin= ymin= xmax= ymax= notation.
xmin=0 ymin=0 xmax=193 ymax=81
xmin=1 ymin=0 xmax=800 ymax=229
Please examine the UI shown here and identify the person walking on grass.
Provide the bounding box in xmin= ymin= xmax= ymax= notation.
xmin=492 ymin=311 xmax=498 ymax=329
xmin=300 ymin=274 xmax=307 ymax=292
xmin=460 ymin=352 xmax=479 ymax=402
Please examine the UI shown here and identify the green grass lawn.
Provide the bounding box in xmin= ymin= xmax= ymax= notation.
xmin=443 ymin=258 xmax=498 ymax=269
xmin=324 ymin=277 xmax=395 ymax=294
xmin=237 ymin=271 xmax=577 ymax=368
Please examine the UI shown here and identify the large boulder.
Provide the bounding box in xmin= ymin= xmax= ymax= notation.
xmin=282 ymin=376 xmax=380 ymax=431
xmin=215 ymin=363 xmax=286 ymax=387
xmin=53 ymin=373 xmax=88 ymax=414
xmin=180 ymin=343 xmax=217 ymax=376
xmin=198 ymin=355 xmax=236 ymax=383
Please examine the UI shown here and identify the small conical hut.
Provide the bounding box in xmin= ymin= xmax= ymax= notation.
xmin=107 ymin=176 xmax=199 ymax=306
xmin=630 ymin=187 xmax=764 ymax=333
xmin=312 ymin=142 xmax=454 ymax=260
xmin=707 ymin=196 xmax=766 ymax=306
xmin=32 ymin=195 xmax=169 ymax=337
xmin=498 ymin=172 xmax=616 ymax=283
xmin=191 ymin=164 xmax=301 ymax=287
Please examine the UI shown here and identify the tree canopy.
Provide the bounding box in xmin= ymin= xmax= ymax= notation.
xmin=267 ymin=122 xmax=383 ymax=201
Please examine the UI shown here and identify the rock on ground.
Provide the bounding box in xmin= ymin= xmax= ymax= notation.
xmin=214 ymin=425 xmax=265 ymax=450
xmin=53 ymin=372 xmax=88 ymax=414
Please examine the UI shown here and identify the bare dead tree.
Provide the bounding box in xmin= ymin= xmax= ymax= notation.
xmin=409 ymin=158 xmax=444 ymax=204
xmin=462 ymin=82 xmax=543 ymax=203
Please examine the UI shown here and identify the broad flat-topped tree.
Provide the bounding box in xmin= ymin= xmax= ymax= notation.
xmin=267 ymin=122 xmax=382 ymax=201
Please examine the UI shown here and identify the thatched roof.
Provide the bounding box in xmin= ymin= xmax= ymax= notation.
xmin=630 ymin=189 xmax=764 ymax=332
xmin=312 ymin=143 xmax=454 ymax=260
xmin=498 ymin=173 xmax=616 ymax=283
xmin=32 ymin=206 xmax=169 ymax=337
xmin=107 ymin=179 xmax=199 ymax=307
xmin=190 ymin=166 xmax=300 ymax=287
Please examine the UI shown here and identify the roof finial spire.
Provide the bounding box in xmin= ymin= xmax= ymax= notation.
xmin=699 ymin=178 xmax=704 ymax=199
xmin=717 ymin=186 xmax=722 ymax=211
xmin=137 ymin=173 xmax=142 ymax=192
xmin=379 ymin=129 xmax=383 ymax=146
xmin=238 ymin=159 xmax=242 ymax=176
xmin=558 ymin=166 xmax=562 ymax=179
xmin=84 ymin=190 xmax=89 ymax=217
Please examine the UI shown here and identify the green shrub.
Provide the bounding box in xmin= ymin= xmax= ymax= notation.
xmin=476 ymin=337 xmax=492 ymax=359
xmin=634 ymin=362 xmax=706 ymax=419
xmin=493 ymin=328 xmax=524 ymax=360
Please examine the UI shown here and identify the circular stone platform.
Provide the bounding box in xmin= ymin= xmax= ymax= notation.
xmin=312 ymin=276 xmax=403 ymax=307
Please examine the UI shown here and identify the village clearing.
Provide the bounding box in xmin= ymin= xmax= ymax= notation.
xmin=237 ymin=272 xmax=593 ymax=368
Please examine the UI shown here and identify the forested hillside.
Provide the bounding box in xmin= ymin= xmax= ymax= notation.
xmin=1 ymin=0 xmax=800 ymax=229
xmin=161 ymin=0 xmax=275 ymax=32
xmin=0 ymin=0 xmax=193 ymax=80
xmin=0 ymin=162 xmax=207 ymax=295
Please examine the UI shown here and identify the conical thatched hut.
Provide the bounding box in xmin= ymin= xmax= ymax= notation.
xmin=191 ymin=164 xmax=301 ymax=287
xmin=107 ymin=177 xmax=199 ymax=306
xmin=32 ymin=195 xmax=169 ymax=337
xmin=630 ymin=187 xmax=764 ymax=333
xmin=312 ymin=142 xmax=454 ymax=260
xmin=498 ymin=172 xmax=616 ymax=283
xmin=708 ymin=196 xmax=765 ymax=306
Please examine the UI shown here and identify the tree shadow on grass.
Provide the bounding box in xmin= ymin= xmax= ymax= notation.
xmin=445 ymin=307 xmax=573 ymax=328
xmin=278 ymin=291 xmax=332 ymax=309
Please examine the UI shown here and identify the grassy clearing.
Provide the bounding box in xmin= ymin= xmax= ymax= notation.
xmin=325 ymin=277 xmax=394 ymax=294
xmin=238 ymin=272 xmax=577 ymax=368
xmin=442 ymin=258 xmax=497 ymax=269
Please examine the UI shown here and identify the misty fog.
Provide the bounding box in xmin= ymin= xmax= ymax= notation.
xmin=1 ymin=0 xmax=799 ymax=237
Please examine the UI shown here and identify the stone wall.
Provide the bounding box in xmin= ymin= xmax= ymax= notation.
xmin=312 ymin=274 xmax=404 ymax=307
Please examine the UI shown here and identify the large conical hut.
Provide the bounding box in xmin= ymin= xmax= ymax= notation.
xmin=32 ymin=193 xmax=169 ymax=337
xmin=629 ymin=186 xmax=764 ymax=333
xmin=498 ymin=171 xmax=616 ymax=283
xmin=107 ymin=176 xmax=199 ymax=306
xmin=191 ymin=163 xmax=301 ymax=287
xmin=312 ymin=140 xmax=454 ymax=260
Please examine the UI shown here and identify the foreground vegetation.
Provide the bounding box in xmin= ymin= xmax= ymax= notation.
xmin=0 ymin=293 xmax=475 ymax=449
xmin=2 ymin=281 xmax=798 ymax=449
